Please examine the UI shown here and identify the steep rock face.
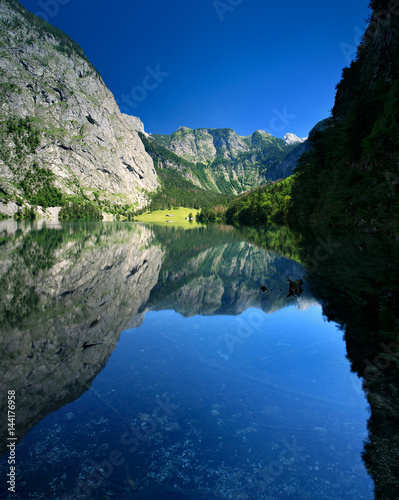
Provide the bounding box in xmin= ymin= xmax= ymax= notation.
xmin=148 ymin=127 xmax=305 ymax=195
xmin=155 ymin=127 xmax=288 ymax=163
xmin=0 ymin=0 xmax=158 ymax=214
xmin=122 ymin=113 xmax=145 ymax=133
xmin=279 ymin=120 xmax=329 ymax=181
xmin=167 ymin=126 xmax=218 ymax=162
xmin=276 ymin=137 xmax=311 ymax=179
xmin=0 ymin=222 xmax=164 ymax=454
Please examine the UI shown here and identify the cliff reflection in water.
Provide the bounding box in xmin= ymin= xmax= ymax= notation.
xmin=1 ymin=220 xmax=396 ymax=499
xmin=0 ymin=221 xmax=314 ymax=459
xmin=0 ymin=221 xmax=164 ymax=455
xmin=143 ymin=224 xmax=316 ymax=317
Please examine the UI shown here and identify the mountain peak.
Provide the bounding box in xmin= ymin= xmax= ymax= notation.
xmin=284 ymin=133 xmax=307 ymax=145
xmin=252 ymin=130 xmax=271 ymax=137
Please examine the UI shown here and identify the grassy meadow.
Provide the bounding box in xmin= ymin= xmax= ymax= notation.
xmin=134 ymin=207 xmax=200 ymax=225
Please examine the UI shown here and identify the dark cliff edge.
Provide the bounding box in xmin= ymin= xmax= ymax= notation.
xmin=289 ymin=0 xmax=399 ymax=237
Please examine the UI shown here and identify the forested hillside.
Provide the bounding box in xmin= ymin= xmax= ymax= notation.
xmin=225 ymin=177 xmax=295 ymax=225
xmin=288 ymin=0 xmax=399 ymax=236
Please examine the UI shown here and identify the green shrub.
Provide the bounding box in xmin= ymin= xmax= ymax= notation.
xmin=59 ymin=202 xmax=103 ymax=221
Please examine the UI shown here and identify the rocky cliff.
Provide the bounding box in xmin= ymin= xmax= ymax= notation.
xmin=154 ymin=127 xmax=258 ymax=163
xmin=0 ymin=0 xmax=310 ymax=212
xmin=147 ymin=127 xmax=307 ymax=195
xmin=283 ymin=133 xmax=307 ymax=146
xmin=153 ymin=127 xmax=305 ymax=164
xmin=0 ymin=0 xmax=158 ymax=216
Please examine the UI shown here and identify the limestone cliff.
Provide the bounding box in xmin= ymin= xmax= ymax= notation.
xmin=153 ymin=127 xmax=303 ymax=164
xmin=157 ymin=126 xmax=254 ymax=163
xmin=148 ymin=127 xmax=306 ymax=195
xmin=0 ymin=0 xmax=158 ymax=216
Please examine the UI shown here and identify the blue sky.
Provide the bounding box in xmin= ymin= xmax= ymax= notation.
xmin=19 ymin=0 xmax=371 ymax=138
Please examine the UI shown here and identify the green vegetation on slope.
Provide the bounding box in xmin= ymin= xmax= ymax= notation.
xmin=138 ymin=132 xmax=234 ymax=210
xmin=288 ymin=0 xmax=399 ymax=236
xmin=139 ymin=132 xmax=213 ymax=189
xmin=20 ymin=162 xmax=63 ymax=208
xmin=148 ymin=169 xmax=234 ymax=211
xmin=151 ymin=128 xmax=302 ymax=194
xmin=225 ymin=176 xmax=295 ymax=225
xmin=59 ymin=202 xmax=103 ymax=221
xmin=1 ymin=117 xmax=40 ymax=160
xmin=0 ymin=117 xmax=63 ymax=208
xmin=4 ymin=0 xmax=100 ymax=75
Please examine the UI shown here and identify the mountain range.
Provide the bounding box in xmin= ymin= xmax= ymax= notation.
xmin=0 ymin=0 xmax=310 ymax=216
xmin=145 ymin=127 xmax=308 ymax=195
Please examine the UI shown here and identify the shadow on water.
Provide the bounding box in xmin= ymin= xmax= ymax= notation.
xmin=236 ymin=223 xmax=399 ymax=498
xmin=293 ymin=228 xmax=399 ymax=500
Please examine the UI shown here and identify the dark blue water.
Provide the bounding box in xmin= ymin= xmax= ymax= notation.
xmin=1 ymin=221 xmax=397 ymax=499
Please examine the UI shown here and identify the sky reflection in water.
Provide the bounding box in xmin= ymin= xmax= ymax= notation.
xmin=11 ymin=308 xmax=372 ymax=499
xmin=0 ymin=222 xmax=376 ymax=499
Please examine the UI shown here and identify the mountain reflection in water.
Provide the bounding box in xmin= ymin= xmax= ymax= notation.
xmin=0 ymin=220 xmax=397 ymax=499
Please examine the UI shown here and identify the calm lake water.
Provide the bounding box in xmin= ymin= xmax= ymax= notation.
xmin=0 ymin=220 xmax=398 ymax=500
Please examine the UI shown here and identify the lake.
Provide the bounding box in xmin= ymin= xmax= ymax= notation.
xmin=0 ymin=220 xmax=398 ymax=500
